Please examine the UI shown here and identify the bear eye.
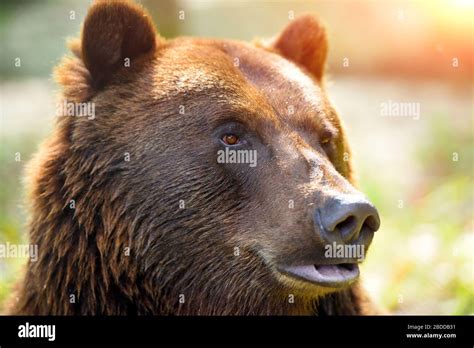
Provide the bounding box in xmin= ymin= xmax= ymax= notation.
xmin=321 ymin=138 xmax=330 ymax=145
xmin=221 ymin=134 xmax=240 ymax=146
xmin=320 ymin=128 xmax=335 ymax=146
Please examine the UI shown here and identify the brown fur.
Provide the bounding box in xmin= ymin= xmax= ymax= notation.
xmin=11 ymin=0 xmax=377 ymax=315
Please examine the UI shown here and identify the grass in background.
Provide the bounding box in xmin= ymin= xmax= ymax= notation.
xmin=360 ymin=112 xmax=473 ymax=314
xmin=0 ymin=135 xmax=43 ymax=311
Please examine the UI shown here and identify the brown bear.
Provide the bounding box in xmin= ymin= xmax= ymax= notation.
xmin=11 ymin=0 xmax=380 ymax=315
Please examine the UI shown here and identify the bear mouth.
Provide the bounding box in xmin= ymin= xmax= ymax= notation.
xmin=278 ymin=263 xmax=360 ymax=288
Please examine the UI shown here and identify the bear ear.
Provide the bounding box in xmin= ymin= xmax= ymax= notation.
xmin=81 ymin=0 xmax=158 ymax=88
xmin=271 ymin=15 xmax=328 ymax=81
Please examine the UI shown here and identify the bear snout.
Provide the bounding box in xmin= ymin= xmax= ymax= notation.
xmin=315 ymin=193 xmax=380 ymax=245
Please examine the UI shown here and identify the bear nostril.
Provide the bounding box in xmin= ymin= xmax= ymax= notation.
xmin=334 ymin=215 xmax=357 ymax=239
xmin=363 ymin=214 xmax=380 ymax=232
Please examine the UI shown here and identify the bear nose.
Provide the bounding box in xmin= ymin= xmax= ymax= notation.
xmin=316 ymin=194 xmax=380 ymax=243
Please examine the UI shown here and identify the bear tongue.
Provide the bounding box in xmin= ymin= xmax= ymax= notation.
xmin=280 ymin=263 xmax=359 ymax=287
xmin=315 ymin=264 xmax=352 ymax=277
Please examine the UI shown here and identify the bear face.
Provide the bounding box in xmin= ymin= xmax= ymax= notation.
xmin=15 ymin=0 xmax=380 ymax=315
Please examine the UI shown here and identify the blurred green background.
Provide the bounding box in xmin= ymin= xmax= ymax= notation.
xmin=0 ymin=0 xmax=473 ymax=314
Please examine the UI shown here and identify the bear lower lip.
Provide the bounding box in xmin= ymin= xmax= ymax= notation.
xmin=279 ymin=263 xmax=360 ymax=288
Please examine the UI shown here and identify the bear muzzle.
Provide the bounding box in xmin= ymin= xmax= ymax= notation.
xmin=277 ymin=193 xmax=380 ymax=289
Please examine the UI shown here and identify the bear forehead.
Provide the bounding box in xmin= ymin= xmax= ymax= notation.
xmin=152 ymin=38 xmax=336 ymax=135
